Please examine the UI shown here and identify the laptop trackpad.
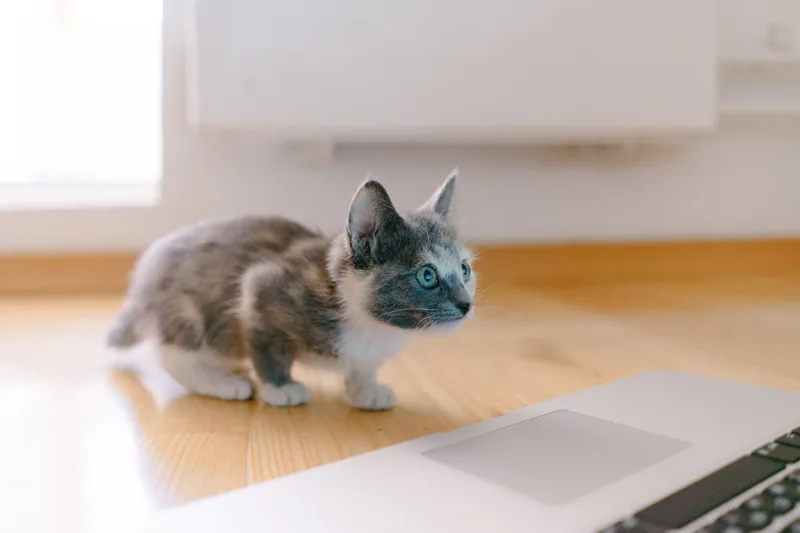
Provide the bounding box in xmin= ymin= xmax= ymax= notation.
xmin=422 ymin=410 xmax=692 ymax=505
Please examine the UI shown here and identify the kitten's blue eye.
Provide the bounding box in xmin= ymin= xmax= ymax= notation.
xmin=415 ymin=265 xmax=439 ymax=289
xmin=461 ymin=261 xmax=471 ymax=281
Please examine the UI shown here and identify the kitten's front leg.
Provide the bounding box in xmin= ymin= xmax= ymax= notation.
xmin=344 ymin=364 xmax=395 ymax=411
xmin=250 ymin=328 xmax=309 ymax=407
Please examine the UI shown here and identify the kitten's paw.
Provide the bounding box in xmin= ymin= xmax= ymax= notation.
xmin=259 ymin=381 xmax=309 ymax=407
xmin=348 ymin=382 xmax=395 ymax=411
xmin=212 ymin=376 xmax=254 ymax=401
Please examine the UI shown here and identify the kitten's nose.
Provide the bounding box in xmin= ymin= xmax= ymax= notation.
xmin=456 ymin=301 xmax=472 ymax=316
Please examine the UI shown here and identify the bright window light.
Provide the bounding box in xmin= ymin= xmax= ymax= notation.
xmin=0 ymin=0 xmax=161 ymax=186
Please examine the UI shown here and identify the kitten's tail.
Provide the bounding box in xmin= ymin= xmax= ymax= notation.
xmin=106 ymin=306 xmax=143 ymax=348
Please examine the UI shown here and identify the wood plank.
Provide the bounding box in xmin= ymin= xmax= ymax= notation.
xmin=0 ymin=253 xmax=136 ymax=295
xmin=473 ymin=239 xmax=800 ymax=287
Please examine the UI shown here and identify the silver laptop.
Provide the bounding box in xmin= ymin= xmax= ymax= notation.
xmin=144 ymin=370 xmax=800 ymax=533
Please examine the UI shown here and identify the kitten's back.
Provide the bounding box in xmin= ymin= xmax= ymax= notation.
xmin=107 ymin=215 xmax=324 ymax=349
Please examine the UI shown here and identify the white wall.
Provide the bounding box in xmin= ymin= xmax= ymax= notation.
xmin=1 ymin=0 xmax=799 ymax=253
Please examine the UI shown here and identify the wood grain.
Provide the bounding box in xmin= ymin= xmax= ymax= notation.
xmin=0 ymin=253 xmax=136 ymax=294
xmin=474 ymin=239 xmax=800 ymax=286
xmin=1 ymin=270 xmax=800 ymax=533
xmin=1 ymin=239 xmax=798 ymax=294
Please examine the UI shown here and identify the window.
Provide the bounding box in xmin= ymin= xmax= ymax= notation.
xmin=0 ymin=0 xmax=162 ymax=210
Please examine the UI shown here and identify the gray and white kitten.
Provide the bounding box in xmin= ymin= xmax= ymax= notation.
xmin=107 ymin=170 xmax=476 ymax=411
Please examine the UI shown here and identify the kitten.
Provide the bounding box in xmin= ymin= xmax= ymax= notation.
xmin=107 ymin=170 xmax=476 ymax=411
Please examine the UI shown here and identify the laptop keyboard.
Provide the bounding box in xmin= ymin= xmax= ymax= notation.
xmin=599 ymin=426 xmax=800 ymax=533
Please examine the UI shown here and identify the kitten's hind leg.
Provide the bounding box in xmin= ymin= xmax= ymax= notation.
xmin=159 ymin=344 xmax=254 ymax=401
xmin=250 ymin=328 xmax=308 ymax=407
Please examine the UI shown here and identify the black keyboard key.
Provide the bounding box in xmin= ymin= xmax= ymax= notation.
xmin=782 ymin=520 xmax=800 ymax=533
xmin=703 ymin=505 xmax=779 ymax=533
xmin=770 ymin=495 xmax=794 ymax=514
xmin=777 ymin=433 xmax=800 ymax=448
xmin=768 ymin=479 xmax=800 ymax=504
xmin=743 ymin=495 xmax=768 ymax=511
xmin=634 ymin=455 xmax=784 ymax=529
xmin=598 ymin=519 xmax=666 ymax=533
xmin=710 ymin=511 xmax=752 ymax=531
xmin=754 ymin=443 xmax=800 ymax=464
xmin=744 ymin=510 xmax=772 ymax=529
xmin=709 ymin=507 xmax=774 ymax=532
xmin=767 ymin=481 xmax=792 ymax=497
xmin=736 ymin=495 xmax=777 ymax=530
xmin=599 ymin=519 xmax=668 ymax=533
xmin=719 ymin=510 xmax=746 ymax=525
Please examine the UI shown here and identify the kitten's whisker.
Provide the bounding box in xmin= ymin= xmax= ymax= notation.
xmin=380 ymin=307 xmax=438 ymax=315
xmin=473 ymin=305 xmax=528 ymax=318
xmin=474 ymin=284 xmax=501 ymax=300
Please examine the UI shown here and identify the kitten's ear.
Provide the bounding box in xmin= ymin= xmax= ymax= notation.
xmin=420 ymin=168 xmax=458 ymax=219
xmin=347 ymin=178 xmax=405 ymax=263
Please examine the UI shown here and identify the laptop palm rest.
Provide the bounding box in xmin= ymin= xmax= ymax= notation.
xmin=422 ymin=410 xmax=693 ymax=505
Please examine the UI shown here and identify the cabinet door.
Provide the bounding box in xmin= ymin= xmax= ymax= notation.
xmin=188 ymin=0 xmax=718 ymax=143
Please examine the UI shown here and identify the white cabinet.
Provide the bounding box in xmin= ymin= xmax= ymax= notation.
xmin=187 ymin=0 xmax=718 ymax=143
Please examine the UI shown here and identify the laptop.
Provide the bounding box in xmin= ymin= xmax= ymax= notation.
xmin=143 ymin=370 xmax=800 ymax=533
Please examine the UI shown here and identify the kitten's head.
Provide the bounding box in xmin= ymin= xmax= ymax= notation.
xmin=331 ymin=169 xmax=476 ymax=333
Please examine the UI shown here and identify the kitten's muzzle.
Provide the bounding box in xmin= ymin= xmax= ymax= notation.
xmin=455 ymin=301 xmax=472 ymax=316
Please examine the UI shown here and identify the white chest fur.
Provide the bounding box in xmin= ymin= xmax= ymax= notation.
xmin=336 ymin=319 xmax=409 ymax=371
xmin=333 ymin=269 xmax=412 ymax=373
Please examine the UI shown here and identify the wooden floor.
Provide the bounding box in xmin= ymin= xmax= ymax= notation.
xmin=2 ymin=275 xmax=800 ymax=533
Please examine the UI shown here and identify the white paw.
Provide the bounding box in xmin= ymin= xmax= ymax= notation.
xmin=259 ymin=381 xmax=309 ymax=407
xmin=348 ymin=382 xmax=395 ymax=411
xmin=211 ymin=376 xmax=253 ymax=401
